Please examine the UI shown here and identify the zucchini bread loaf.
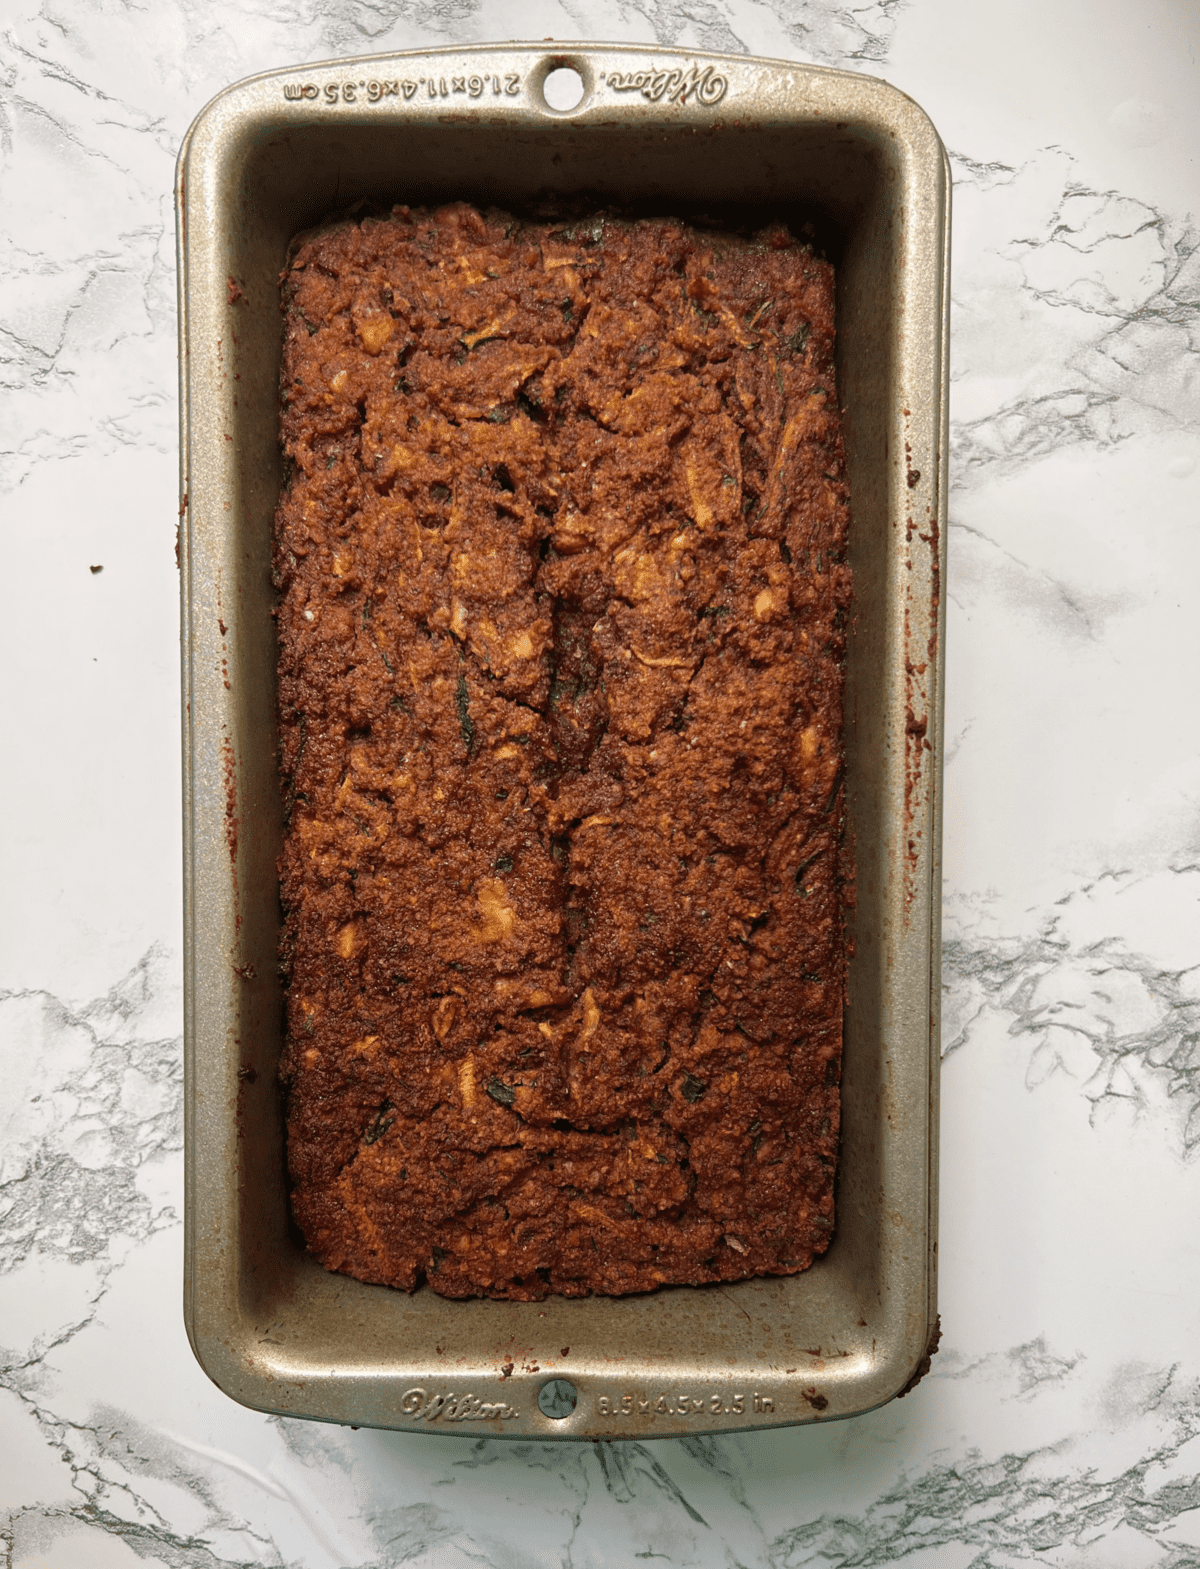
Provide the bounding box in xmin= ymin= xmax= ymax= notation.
xmin=274 ymin=203 xmax=852 ymax=1299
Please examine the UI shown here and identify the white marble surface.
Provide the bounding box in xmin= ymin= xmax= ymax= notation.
xmin=2 ymin=0 xmax=1199 ymax=1562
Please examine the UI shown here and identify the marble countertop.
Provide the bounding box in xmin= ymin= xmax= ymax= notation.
xmin=2 ymin=1 xmax=1198 ymax=1563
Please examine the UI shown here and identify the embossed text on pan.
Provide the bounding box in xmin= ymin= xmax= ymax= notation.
xmin=282 ymin=72 xmax=522 ymax=103
xmin=600 ymin=62 xmax=728 ymax=104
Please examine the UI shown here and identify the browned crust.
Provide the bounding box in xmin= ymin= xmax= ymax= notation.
xmin=274 ymin=203 xmax=852 ymax=1299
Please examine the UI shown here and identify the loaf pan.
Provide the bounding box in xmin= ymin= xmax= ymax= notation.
xmin=177 ymin=42 xmax=948 ymax=1439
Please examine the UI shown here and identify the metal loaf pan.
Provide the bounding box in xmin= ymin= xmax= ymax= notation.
xmin=177 ymin=42 xmax=948 ymax=1439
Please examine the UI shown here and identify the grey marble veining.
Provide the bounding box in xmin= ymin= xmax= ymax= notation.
xmin=944 ymin=864 xmax=1200 ymax=1151
xmin=3 ymin=0 xmax=1200 ymax=1563
xmin=948 ymin=145 xmax=1200 ymax=485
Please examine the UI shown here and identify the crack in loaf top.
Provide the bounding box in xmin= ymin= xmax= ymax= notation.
xmin=273 ymin=201 xmax=852 ymax=1300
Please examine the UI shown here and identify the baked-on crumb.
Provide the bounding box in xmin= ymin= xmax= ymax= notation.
xmin=274 ymin=203 xmax=852 ymax=1299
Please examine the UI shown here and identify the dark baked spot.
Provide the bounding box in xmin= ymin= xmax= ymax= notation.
xmin=363 ymin=1100 xmax=395 ymax=1145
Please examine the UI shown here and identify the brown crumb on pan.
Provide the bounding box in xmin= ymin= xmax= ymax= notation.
xmin=896 ymin=1314 xmax=942 ymax=1397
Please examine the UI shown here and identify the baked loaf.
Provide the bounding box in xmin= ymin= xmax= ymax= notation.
xmin=275 ymin=203 xmax=851 ymax=1299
